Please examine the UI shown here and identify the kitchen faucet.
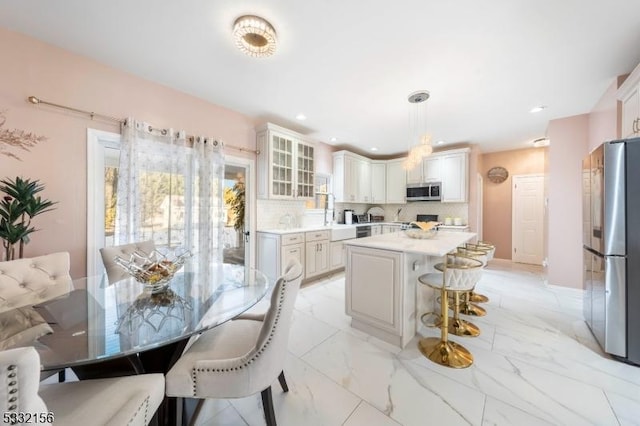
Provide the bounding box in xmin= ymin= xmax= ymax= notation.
xmin=315 ymin=192 xmax=335 ymax=226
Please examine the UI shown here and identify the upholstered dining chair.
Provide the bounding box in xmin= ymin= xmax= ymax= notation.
xmin=100 ymin=240 xmax=156 ymax=284
xmin=0 ymin=252 xmax=72 ymax=314
xmin=0 ymin=346 xmax=165 ymax=426
xmin=165 ymin=259 xmax=303 ymax=426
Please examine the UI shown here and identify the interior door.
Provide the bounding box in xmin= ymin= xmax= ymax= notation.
xmin=512 ymin=174 xmax=545 ymax=265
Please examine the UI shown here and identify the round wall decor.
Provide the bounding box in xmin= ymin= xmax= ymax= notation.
xmin=487 ymin=166 xmax=509 ymax=183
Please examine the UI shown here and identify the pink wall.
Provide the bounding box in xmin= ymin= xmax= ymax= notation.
xmin=0 ymin=28 xmax=258 ymax=277
xmin=588 ymin=77 xmax=624 ymax=151
xmin=547 ymin=114 xmax=589 ymax=288
xmin=481 ymin=148 xmax=547 ymax=259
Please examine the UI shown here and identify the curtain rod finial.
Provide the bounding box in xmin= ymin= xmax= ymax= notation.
xmin=27 ymin=96 xmax=40 ymax=104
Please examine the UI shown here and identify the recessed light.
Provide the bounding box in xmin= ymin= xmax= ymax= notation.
xmin=370 ymin=147 xmax=378 ymax=151
xmin=532 ymin=137 xmax=550 ymax=147
xmin=436 ymin=140 xmax=444 ymax=145
xmin=530 ymin=105 xmax=547 ymax=113
xmin=330 ymin=137 xmax=337 ymax=142
xmin=295 ymin=113 xmax=306 ymax=120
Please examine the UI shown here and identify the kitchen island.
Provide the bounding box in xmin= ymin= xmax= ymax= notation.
xmin=344 ymin=230 xmax=476 ymax=347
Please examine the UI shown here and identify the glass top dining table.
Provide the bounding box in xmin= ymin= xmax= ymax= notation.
xmin=30 ymin=263 xmax=269 ymax=371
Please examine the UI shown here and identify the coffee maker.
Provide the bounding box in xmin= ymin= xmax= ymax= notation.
xmin=343 ymin=209 xmax=354 ymax=225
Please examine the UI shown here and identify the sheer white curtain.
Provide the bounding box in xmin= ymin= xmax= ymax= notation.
xmin=115 ymin=119 xmax=225 ymax=266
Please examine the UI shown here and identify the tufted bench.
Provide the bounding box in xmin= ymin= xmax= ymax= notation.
xmin=100 ymin=240 xmax=156 ymax=284
xmin=0 ymin=252 xmax=72 ymax=314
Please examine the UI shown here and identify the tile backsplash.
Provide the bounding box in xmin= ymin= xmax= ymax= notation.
xmin=257 ymin=199 xmax=468 ymax=229
xmin=256 ymin=199 xmax=308 ymax=230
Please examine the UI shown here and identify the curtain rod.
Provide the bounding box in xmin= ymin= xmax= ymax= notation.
xmin=27 ymin=95 xmax=259 ymax=155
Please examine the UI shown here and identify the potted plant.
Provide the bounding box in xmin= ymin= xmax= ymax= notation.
xmin=0 ymin=177 xmax=56 ymax=260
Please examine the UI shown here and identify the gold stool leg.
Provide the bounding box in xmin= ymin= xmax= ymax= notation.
xmin=448 ymin=291 xmax=481 ymax=337
xmin=459 ymin=291 xmax=487 ymax=317
xmin=469 ymin=291 xmax=489 ymax=303
xmin=418 ymin=287 xmax=473 ymax=368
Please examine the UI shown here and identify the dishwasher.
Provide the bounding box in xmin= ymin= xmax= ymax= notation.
xmin=356 ymin=225 xmax=372 ymax=238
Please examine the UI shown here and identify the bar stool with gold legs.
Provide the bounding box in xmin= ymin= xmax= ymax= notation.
xmin=464 ymin=242 xmax=495 ymax=303
xmin=455 ymin=246 xmax=488 ymax=317
xmin=417 ymin=254 xmax=484 ymax=368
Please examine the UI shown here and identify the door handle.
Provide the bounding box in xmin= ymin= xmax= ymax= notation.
xmin=244 ymin=231 xmax=250 ymax=242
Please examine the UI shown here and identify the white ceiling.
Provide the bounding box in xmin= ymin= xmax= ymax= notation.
xmin=1 ymin=0 xmax=639 ymax=155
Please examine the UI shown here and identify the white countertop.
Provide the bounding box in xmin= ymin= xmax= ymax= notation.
xmin=343 ymin=230 xmax=476 ymax=257
xmin=258 ymin=222 xmax=395 ymax=235
xmin=257 ymin=222 xmax=468 ymax=235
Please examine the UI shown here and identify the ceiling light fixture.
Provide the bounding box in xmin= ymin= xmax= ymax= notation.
xmin=530 ymin=105 xmax=547 ymax=113
xmin=233 ymin=15 xmax=277 ymax=58
xmin=403 ymin=90 xmax=433 ymax=170
xmin=295 ymin=113 xmax=306 ymax=120
xmin=532 ymin=137 xmax=550 ymax=147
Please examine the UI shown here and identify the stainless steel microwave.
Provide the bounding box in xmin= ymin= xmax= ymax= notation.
xmin=406 ymin=182 xmax=441 ymax=201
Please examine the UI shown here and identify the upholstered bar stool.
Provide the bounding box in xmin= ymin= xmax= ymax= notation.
xmin=464 ymin=241 xmax=495 ymax=303
xmin=455 ymin=247 xmax=488 ymax=317
xmin=417 ymin=254 xmax=483 ymax=368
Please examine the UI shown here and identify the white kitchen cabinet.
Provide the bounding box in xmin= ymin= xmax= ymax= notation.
xmin=256 ymin=123 xmax=315 ymax=200
xmin=422 ymin=156 xmax=442 ymax=182
xmin=406 ymin=160 xmax=422 ymax=184
xmin=256 ymin=231 xmax=305 ymax=283
xmin=440 ymin=150 xmax=468 ymax=203
xmin=385 ymin=159 xmax=406 ymax=204
xmin=371 ymin=224 xmax=382 ymax=235
xmin=305 ymin=230 xmax=330 ymax=279
xmin=330 ymin=240 xmax=346 ymax=269
xmin=382 ymin=224 xmax=402 ymax=234
xmin=370 ymin=161 xmax=386 ymax=204
xmin=406 ymin=155 xmax=440 ymax=183
xmin=357 ymin=158 xmax=372 ymax=203
xmin=333 ymin=151 xmax=371 ymax=203
xmin=618 ymin=63 xmax=640 ymax=138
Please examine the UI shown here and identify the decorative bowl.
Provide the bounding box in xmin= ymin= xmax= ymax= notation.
xmin=405 ymin=229 xmax=437 ymax=239
xmin=114 ymin=248 xmax=192 ymax=292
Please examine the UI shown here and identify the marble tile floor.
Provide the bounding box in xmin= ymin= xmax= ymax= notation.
xmin=48 ymin=260 xmax=640 ymax=425
xmin=189 ymin=259 xmax=640 ymax=426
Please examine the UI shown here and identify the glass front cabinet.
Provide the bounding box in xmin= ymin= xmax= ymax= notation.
xmin=257 ymin=123 xmax=315 ymax=200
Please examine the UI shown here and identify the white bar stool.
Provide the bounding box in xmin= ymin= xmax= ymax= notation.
xmin=417 ymin=253 xmax=484 ymax=368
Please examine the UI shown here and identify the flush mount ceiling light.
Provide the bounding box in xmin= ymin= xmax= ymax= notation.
xmin=533 ymin=137 xmax=550 ymax=147
xmin=233 ymin=15 xmax=277 ymax=58
xmin=403 ymin=90 xmax=433 ymax=170
xmin=530 ymin=105 xmax=547 ymax=113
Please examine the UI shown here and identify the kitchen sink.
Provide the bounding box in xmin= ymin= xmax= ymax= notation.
xmin=330 ymin=224 xmax=357 ymax=241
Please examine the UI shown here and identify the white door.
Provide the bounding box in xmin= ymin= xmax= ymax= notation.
xmin=512 ymin=174 xmax=545 ymax=265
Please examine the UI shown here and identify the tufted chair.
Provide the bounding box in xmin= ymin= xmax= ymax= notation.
xmin=166 ymin=259 xmax=303 ymax=426
xmin=100 ymin=240 xmax=156 ymax=284
xmin=0 ymin=252 xmax=72 ymax=314
xmin=0 ymin=346 xmax=165 ymax=426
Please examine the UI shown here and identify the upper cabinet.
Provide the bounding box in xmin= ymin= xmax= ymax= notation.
xmin=333 ymin=151 xmax=371 ymax=203
xmin=619 ymin=63 xmax=640 ymax=138
xmin=406 ymin=154 xmax=442 ymax=183
xmin=403 ymin=148 xmax=469 ymax=203
xmin=370 ymin=161 xmax=386 ymax=204
xmin=440 ymin=149 xmax=469 ymax=203
xmin=385 ymin=159 xmax=406 ymax=204
xmin=256 ymin=123 xmax=315 ymax=200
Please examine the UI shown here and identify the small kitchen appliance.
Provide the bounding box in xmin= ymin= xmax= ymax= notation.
xmin=343 ymin=209 xmax=354 ymax=225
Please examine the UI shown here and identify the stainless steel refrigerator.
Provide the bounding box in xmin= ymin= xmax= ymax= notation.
xmin=583 ymin=137 xmax=640 ymax=365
